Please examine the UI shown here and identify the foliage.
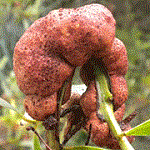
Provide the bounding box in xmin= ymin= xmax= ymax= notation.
xmin=123 ymin=120 xmax=150 ymax=136
xmin=0 ymin=0 xmax=149 ymax=149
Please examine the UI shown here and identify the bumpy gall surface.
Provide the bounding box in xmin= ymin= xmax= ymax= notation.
xmin=14 ymin=44 xmax=74 ymax=96
xmin=110 ymin=75 xmax=128 ymax=109
xmin=24 ymin=93 xmax=57 ymax=121
xmin=80 ymin=80 xmax=97 ymax=117
xmin=47 ymin=4 xmax=116 ymax=66
xmin=99 ymin=124 xmax=134 ymax=149
xmin=100 ymin=38 xmax=128 ymax=76
xmin=80 ymin=38 xmax=129 ymax=108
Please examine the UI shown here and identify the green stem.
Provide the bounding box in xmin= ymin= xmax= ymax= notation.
xmin=95 ymin=68 xmax=134 ymax=150
xmin=20 ymin=115 xmax=37 ymax=124
xmin=96 ymin=71 xmax=113 ymax=102
xmin=46 ymin=79 xmax=69 ymax=150
xmin=46 ymin=130 xmax=60 ymax=150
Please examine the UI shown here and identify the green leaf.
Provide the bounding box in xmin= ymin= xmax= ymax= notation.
xmin=0 ymin=56 xmax=8 ymax=70
xmin=0 ymin=97 xmax=19 ymax=113
xmin=33 ymin=134 xmax=42 ymax=150
xmin=124 ymin=119 xmax=150 ymax=136
xmin=0 ymin=97 xmax=37 ymax=124
xmin=63 ymin=146 xmax=110 ymax=150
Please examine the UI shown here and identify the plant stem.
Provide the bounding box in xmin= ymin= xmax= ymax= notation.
xmin=46 ymin=130 xmax=60 ymax=150
xmin=46 ymin=79 xmax=69 ymax=150
xmin=95 ymin=68 xmax=134 ymax=150
xmin=20 ymin=115 xmax=37 ymax=124
xmin=26 ymin=126 xmax=52 ymax=150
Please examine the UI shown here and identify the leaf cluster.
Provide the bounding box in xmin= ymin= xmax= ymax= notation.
xmin=0 ymin=0 xmax=149 ymax=149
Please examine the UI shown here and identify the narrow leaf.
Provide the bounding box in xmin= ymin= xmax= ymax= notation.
xmin=63 ymin=146 xmax=110 ymax=150
xmin=0 ymin=97 xmax=19 ymax=113
xmin=0 ymin=97 xmax=37 ymax=124
xmin=33 ymin=134 xmax=42 ymax=150
xmin=124 ymin=119 xmax=150 ymax=136
xmin=0 ymin=56 xmax=8 ymax=70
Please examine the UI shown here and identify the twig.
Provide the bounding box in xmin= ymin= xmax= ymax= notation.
xmin=55 ymin=87 xmax=64 ymax=149
xmin=122 ymin=111 xmax=137 ymax=125
xmin=60 ymin=105 xmax=80 ymax=117
xmin=62 ymin=121 xmax=83 ymax=146
xmin=95 ymin=68 xmax=135 ymax=150
xmin=85 ymin=124 xmax=92 ymax=146
xmin=55 ymin=80 xmax=70 ymax=149
xmin=26 ymin=126 xmax=52 ymax=150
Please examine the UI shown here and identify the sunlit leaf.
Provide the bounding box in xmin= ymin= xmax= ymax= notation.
xmin=142 ymin=75 xmax=150 ymax=86
xmin=0 ymin=97 xmax=19 ymax=113
xmin=0 ymin=56 xmax=8 ymax=70
xmin=33 ymin=134 xmax=42 ymax=150
xmin=63 ymin=146 xmax=110 ymax=150
xmin=124 ymin=119 xmax=150 ymax=136
xmin=0 ymin=97 xmax=37 ymax=124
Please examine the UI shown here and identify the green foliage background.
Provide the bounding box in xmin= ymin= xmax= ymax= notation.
xmin=0 ymin=0 xmax=149 ymax=149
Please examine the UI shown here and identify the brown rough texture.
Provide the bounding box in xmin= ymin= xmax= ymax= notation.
xmin=47 ymin=4 xmax=116 ymax=66
xmin=13 ymin=4 xmax=116 ymax=75
xmin=84 ymin=112 xmax=134 ymax=149
xmin=24 ymin=93 xmax=57 ymax=121
xmin=13 ymin=36 xmax=74 ymax=96
xmin=85 ymin=112 xmax=109 ymax=141
xmin=62 ymin=69 xmax=76 ymax=105
xmin=100 ymin=38 xmax=128 ymax=76
xmin=80 ymin=80 xmax=97 ymax=117
xmin=80 ymin=80 xmax=126 ymax=120
xmin=110 ymin=75 xmax=128 ymax=109
xmin=114 ymin=103 xmax=126 ymax=122
xmin=80 ymin=38 xmax=129 ymax=108
xmin=13 ymin=5 xmax=131 ymax=147
xmin=93 ymin=123 xmax=134 ymax=149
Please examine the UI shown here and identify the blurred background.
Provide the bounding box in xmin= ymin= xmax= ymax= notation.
xmin=0 ymin=0 xmax=149 ymax=149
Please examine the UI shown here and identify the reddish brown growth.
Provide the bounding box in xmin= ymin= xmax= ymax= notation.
xmin=79 ymin=80 xmax=133 ymax=149
xmin=80 ymin=81 xmax=97 ymax=117
xmin=13 ymin=4 xmax=133 ymax=148
xmin=85 ymin=112 xmax=110 ymax=141
xmin=100 ymin=38 xmax=128 ymax=76
xmin=24 ymin=93 xmax=57 ymax=121
xmin=47 ymin=4 xmax=116 ymax=66
xmin=92 ymin=123 xmax=134 ymax=149
xmin=110 ymin=75 xmax=128 ymax=109
xmin=80 ymin=38 xmax=129 ymax=109
xmin=13 ymin=4 xmax=117 ymax=121
xmin=13 ymin=45 xmax=74 ymax=96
